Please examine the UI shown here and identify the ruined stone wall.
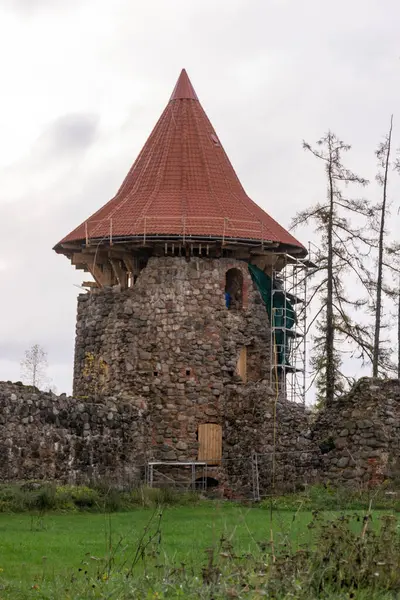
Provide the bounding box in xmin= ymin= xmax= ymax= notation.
xmin=0 ymin=382 xmax=149 ymax=484
xmin=223 ymin=382 xmax=320 ymax=495
xmin=0 ymin=379 xmax=321 ymax=493
xmin=73 ymin=257 xmax=273 ymax=464
xmin=4 ymin=250 xmax=399 ymax=491
xmin=0 ymin=256 xmax=320 ymax=492
xmin=3 ymin=377 xmax=400 ymax=491
xmin=313 ymin=378 xmax=400 ymax=486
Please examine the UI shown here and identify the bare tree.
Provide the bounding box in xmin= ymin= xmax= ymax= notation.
xmin=398 ymin=279 xmax=400 ymax=379
xmin=393 ymin=159 xmax=400 ymax=378
xmin=293 ymin=132 xmax=373 ymax=405
xmin=372 ymin=116 xmax=394 ymax=377
xmin=382 ymin=244 xmax=400 ymax=376
xmin=20 ymin=344 xmax=49 ymax=389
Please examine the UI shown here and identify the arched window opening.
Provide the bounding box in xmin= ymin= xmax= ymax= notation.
xmin=225 ymin=268 xmax=243 ymax=310
xmin=195 ymin=476 xmax=219 ymax=489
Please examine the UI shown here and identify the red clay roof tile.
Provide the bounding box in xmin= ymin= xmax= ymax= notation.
xmin=56 ymin=69 xmax=305 ymax=253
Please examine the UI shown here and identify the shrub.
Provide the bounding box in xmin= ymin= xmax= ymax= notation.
xmin=0 ymin=482 xmax=201 ymax=513
xmin=103 ymin=489 xmax=125 ymax=512
xmin=56 ymin=485 xmax=101 ymax=509
xmin=34 ymin=485 xmax=57 ymax=511
xmin=130 ymin=486 xmax=200 ymax=507
xmin=260 ymin=483 xmax=400 ymax=512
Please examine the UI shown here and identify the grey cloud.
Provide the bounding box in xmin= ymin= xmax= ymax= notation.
xmin=36 ymin=113 xmax=99 ymax=159
xmin=1 ymin=0 xmax=400 ymax=400
xmin=0 ymin=113 xmax=127 ymax=393
xmin=0 ymin=112 xmax=100 ymax=211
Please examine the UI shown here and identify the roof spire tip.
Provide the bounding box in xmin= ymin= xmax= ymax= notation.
xmin=170 ymin=68 xmax=199 ymax=101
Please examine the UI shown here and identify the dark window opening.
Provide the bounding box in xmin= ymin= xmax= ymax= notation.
xmin=153 ymin=371 xmax=159 ymax=377
xmin=185 ymin=368 xmax=192 ymax=376
xmin=225 ymin=268 xmax=243 ymax=310
xmin=222 ymin=249 xmax=233 ymax=258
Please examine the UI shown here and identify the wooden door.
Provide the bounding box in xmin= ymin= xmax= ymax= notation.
xmin=236 ymin=346 xmax=247 ymax=383
xmin=198 ymin=423 xmax=222 ymax=465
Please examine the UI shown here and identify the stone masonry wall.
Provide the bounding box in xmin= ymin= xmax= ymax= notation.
xmin=73 ymin=257 xmax=274 ymax=464
xmin=4 ymin=250 xmax=399 ymax=492
xmin=223 ymin=382 xmax=320 ymax=495
xmin=0 ymin=382 xmax=149 ymax=485
xmin=313 ymin=378 xmax=400 ymax=486
xmin=0 ymin=379 xmax=320 ymax=493
xmin=2 ymin=377 xmax=400 ymax=491
xmin=0 ymin=256 xmax=322 ymax=493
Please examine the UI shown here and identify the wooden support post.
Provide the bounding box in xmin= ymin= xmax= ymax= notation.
xmin=73 ymin=254 xmax=112 ymax=288
xmin=82 ymin=281 xmax=99 ymax=289
xmin=122 ymin=256 xmax=139 ymax=287
xmin=102 ymin=263 xmax=114 ymax=286
xmin=72 ymin=250 xmax=138 ymax=289
xmin=86 ymin=263 xmax=106 ymax=288
xmin=110 ymin=258 xmax=127 ymax=289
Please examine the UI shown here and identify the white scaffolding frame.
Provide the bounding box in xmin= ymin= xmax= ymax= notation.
xmin=269 ymin=253 xmax=312 ymax=404
xmin=145 ymin=461 xmax=209 ymax=491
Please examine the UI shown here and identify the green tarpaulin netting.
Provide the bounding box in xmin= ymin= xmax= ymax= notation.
xmin=248 ymin=264 xmax=296 ymax=366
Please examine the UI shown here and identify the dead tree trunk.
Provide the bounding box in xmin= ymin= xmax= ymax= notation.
xmin=373 ymin=116 xmax=393 ymax=377
xmin=326 ymin=159 xmax=335 ymax=404
xmin=398 ymin=280 xmax=400 ymax=379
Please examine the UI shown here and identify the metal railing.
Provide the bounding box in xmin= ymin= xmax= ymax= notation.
xmin=83 ymin=215 xmax=272 ymax=246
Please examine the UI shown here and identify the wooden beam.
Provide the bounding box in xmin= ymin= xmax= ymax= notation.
xmin=72 ymin=251 xmax=108 ymax=266
xmin=86 ymin=263 xmax=105 ymax=287
xmin=82 ymin=281 xmax=98 ymax=288
xmin=72 ymin=251 xmax=114 ymax=287
xmin=108 ymin=251 xmax=139 ymax=273
xmin=107 ymin=249 xmax=132 ymax=260
xmin=102 ymin=263 xmax=114 ymax=287
xmin=122 ymin=255 xmax=139 ymax=276
xmin=110 ymin=258 xmax=127 ymax=289
xmin=72 ymin=252 xmax=96 ymax=266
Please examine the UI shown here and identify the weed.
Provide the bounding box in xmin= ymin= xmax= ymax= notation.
xmin=0 ymin=482 xmax=201 ymax=514
xmin=1 ymin=506 xmax=400 ymax=598
xmin=260 ymin=483 xmax=400 ymax=512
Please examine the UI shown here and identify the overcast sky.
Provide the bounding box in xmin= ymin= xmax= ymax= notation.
xmin=1 ymin=0 xmax=399 ymax=395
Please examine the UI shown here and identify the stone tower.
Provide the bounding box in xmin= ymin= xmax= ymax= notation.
xmin=54 ymin=70 xmax=309 ymax=492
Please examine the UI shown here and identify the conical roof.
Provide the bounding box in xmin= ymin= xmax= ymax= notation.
xmin=55 ymin=69 xmax=305 ymax=254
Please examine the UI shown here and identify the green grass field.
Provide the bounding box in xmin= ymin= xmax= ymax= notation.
xmin=0 ymin=505 xmax=314 ymax=581
xmin=0 ymin=502 xmax=398 ymax=599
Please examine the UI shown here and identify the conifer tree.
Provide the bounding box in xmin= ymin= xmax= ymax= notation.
xmin=292 ymin=132 xmax=372 ymax=405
